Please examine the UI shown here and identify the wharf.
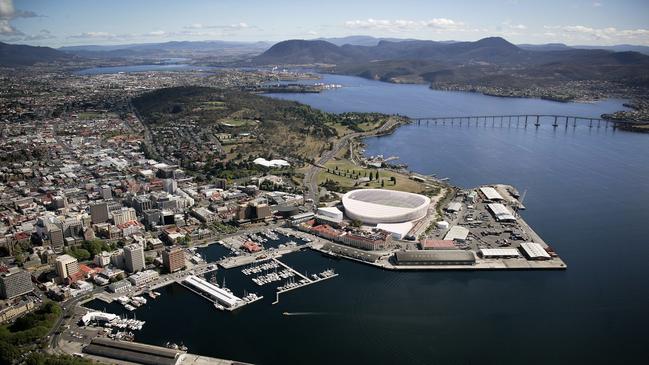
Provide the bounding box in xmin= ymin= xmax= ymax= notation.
xmin=176 ymin=276 xmax=262 ymax=312
xmin=272 ymin=257 xmax=310 ymax=281
xmin=272 ymin=273 xmax=339 ymax=305
xmin=218 ymin=243 xmax=309 ymax=269
xmin=305 ymin=230 xmax=567 ymax=271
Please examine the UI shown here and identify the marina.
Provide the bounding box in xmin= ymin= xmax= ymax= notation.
xmin=71 ymin=74 xmax=647 ymax=365
xmin=178 ymin=274 xmax=263 ymax=311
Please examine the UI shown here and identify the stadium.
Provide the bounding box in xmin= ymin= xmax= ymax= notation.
xmin=341 ymin=189 xmax=431 ymax=225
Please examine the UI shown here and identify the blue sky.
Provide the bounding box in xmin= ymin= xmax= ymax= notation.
xmin=1 ymin=0 xmax=648 ymax=47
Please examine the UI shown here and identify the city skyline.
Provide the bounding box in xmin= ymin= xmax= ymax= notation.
xmin=1 ymin=0 xmax=649 ymax=47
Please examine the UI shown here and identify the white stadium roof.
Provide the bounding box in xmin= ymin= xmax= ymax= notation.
xmin=342 ymin=189 xmax=430 ymax=224
xmin=377 ymin=222 xmax=413 ymax=240
xmin=480 ymin=186 xmax=504 ymax=201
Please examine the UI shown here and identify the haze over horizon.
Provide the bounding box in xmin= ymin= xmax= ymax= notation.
xmin=1 ymin=0 xmax=648 ymax=48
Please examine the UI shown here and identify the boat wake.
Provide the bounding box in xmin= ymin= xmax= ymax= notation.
xmin=282 ymin=312 xmax=328 ymax=316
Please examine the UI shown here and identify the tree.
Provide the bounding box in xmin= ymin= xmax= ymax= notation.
xmin=66 ymin=247 xmax=90 ymax=261
xmin=381 ymin=179 xmax=385 ymax=187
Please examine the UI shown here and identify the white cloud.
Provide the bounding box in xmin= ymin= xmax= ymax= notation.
xmin=183 ymin=22 xmax=252 ymax=30
xmin=502 ymin=20 xmax=527 ymax=30
xmin=23 ymin=29 xmax=55 ymax=41
xmin=68 ymin=31 xmax=118 ymax=39
xmin=544 ymin=25 xmax=649 ymax=44
xmin=593 ymin=1 xmax=603 ymax=7
xmin=0 ymin=0 xmax=40 ymax=36
xmin=147 ymin=30 xmax=167 ymax=37
xmin=344 ymin=18 xmax=465 ymax=32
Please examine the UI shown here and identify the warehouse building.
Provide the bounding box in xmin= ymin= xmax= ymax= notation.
xmin=445 ymin=202 xmax=462 ymax=213
xmin=443 ymin=226 xmax=470 ymax=242
xmin=479 ymin=186 xmax=504 ymax=201
xmin=420 ymin=239 xmax=457 ymax=250
xmin=520 ymin=242 xmax=551 ymax=260
xmin=479 ymin=248 xmax=520 ymax=258
xmin=83 ymin=338 xmax=183 ymax=365
xmin=395 ymin=250 xmax=475 ymax=265
xmin=487 ymin=203 xmax=517 ymax=222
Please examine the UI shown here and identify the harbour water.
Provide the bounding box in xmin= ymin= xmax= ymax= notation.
xmin=74 ymin=64 xmax=221 ymax=75
xmin=89 ymin=74 xmax=648 ymax=364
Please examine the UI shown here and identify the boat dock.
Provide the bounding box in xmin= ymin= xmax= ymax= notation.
xmin=178 ymin=275 xmax=262 ymax=312
xmin=272 ymin=257 xmax=310 ymax=282
xmin=272 ymin=269 xmax=338 ymax=305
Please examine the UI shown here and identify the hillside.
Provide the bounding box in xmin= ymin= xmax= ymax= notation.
xmin=254 ymin=37 xmax=649 ymax=67
xmin=252 ymin=39 xmax=356 ymax=64
xmin=253 ymin=37 xmax=649 ymax=97
xmin=59 ymin=40 xmax=271 ymax=59
xmin=132 ymin=87 xmax=339 ymax=172
xmin=131 ymin=86 xmax=399 ymax=179
xmin=0 ymin=42 xmax=71 ymax=66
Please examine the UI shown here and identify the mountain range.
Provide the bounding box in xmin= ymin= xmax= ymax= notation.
xmin=0 ymin=41 xmax=71 ymax=66
xmin=58 ymin=40 xmax=271 ymax=59
xmin=253 ymin=37 xmax=649 ymax=66
xmin=251 ymin=37 xmax=649 ymax=89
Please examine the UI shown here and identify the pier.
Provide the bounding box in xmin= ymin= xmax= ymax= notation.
xmin=409 ymin=114 xmax=647 ymax=129
xmin=272 ymin=271 xmax=339 ymax=305
xmin=272 ymin=257 xmax=310 ymax=282
xmin=178 ymin=275 xmax=262 ymax=311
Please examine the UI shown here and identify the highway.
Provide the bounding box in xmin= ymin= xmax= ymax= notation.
xmin=303 ymin=117 xmax=403 ymax=207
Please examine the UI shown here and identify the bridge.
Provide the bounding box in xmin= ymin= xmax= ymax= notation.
xmin=409 ymin=115 xmax=644 ymax=129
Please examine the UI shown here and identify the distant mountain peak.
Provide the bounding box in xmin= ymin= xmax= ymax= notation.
xmin=475 ymin=37 xmax=518 ymax=49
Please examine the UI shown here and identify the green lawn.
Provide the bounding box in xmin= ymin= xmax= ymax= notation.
xmin=318 ymin=158 xmax=426 ymax=193
xmin=220 ymin=118 xmax=257 ymax=127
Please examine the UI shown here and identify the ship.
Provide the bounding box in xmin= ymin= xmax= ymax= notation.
xmin=320 ymin=250 xmax=340 ymax=260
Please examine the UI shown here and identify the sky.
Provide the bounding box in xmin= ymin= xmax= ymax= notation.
xmin=1 ymin=0 xmax=648 ymax=47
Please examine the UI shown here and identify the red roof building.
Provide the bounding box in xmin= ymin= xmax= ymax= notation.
xmin=420 ymin=239 xmax=457 ymax=250
xmin=241 ymin=240 xmax=262 ymax=253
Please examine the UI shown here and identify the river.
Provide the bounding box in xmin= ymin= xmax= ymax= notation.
xmin=73 ymin=63 xmax=221 ymax=75
xmin=87 ymin=74 xmax=649 ymax=364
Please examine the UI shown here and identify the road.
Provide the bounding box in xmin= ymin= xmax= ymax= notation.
xmin=303 ymin=117 xmax=403 ymax=207
xmin=48 ymin=287 xmax=104 ymax=352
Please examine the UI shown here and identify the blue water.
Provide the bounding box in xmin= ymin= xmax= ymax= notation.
xmin=85 ymin=75 xmax=648 ymax=364
xmin=74 ymin=64 xmax=221 ymax=75
xmin=266 ymin=73 xmax=628 ymax=118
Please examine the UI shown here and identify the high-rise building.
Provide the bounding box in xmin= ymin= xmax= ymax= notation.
xmin=49 ymin=226 xmax=65 ymax=252
xmin=0 ymin=267 xmax=33 ymax=299
xmin=63 ymin=217 xmax=83 ymax=237
xmin=163 ymin=179 xmax=177 ymax=194
xmin=100 ymin=185 xmax=112 ymax=200
xmin=51 ymin=195 xmax=67 ymax=209
xmin=162 ymin=246 xmax=185 ymax=273
xmin=93 ymin=251 xmax=111 ymax=267
xmin=111 ymin=207 xmax=137 ymax=226
xmin=123 ymin=244 xmax=145 ymax=273
xmin=55 ymin=254 xmax=79 ymax=281
xmin=90 ymin=202 xmax=110 ymax=224
xmin=255 ymin=204 xmax=271 ymax=220
xmin=132 ymin=195 xmax=153 ymax=214
xmin=143 ymin=209 xmax=162 ymax=228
